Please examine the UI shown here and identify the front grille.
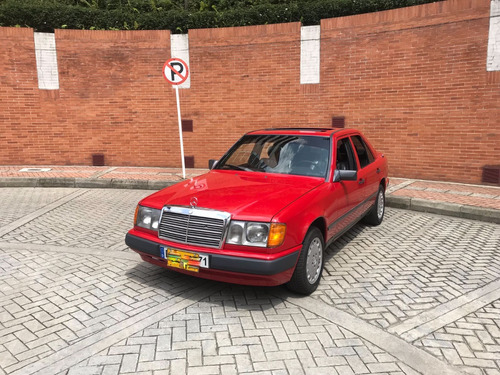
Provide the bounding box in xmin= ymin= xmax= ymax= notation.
xmin=158 ymin=206 xmax=230 ymax=248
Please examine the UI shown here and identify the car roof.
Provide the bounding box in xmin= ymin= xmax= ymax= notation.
xmin=247 ymin=128 xmax=359 ymax=137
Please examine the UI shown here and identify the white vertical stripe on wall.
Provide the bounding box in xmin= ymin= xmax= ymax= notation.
xmin=487 ymin=0 xmax=500 ymax=71
xmin=34 ymin=32 xmax=60 ymax=90
xmin=170 ymin=34 xmax=191 ymax=88
xmin=300 ymin=25 xmax=321 ymax=84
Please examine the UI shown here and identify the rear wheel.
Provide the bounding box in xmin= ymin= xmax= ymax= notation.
xmin=286 ymin=227 xmax=324 ymax=295
xmin=363 ymin=184 xmax=385 ymax=226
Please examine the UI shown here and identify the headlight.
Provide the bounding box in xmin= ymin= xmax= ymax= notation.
xmin=135 ymin=205 xmax=161 ymax=231
xmin=247 ymin=223 xmax=268 ymax=243
xmin=226 ymin=221 xmax=286 ymax=248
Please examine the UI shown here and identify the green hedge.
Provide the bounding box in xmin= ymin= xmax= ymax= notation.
xmin=0 ymin=0 xmax=441 ymax=32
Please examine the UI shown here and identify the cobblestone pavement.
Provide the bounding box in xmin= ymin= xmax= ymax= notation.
xmin=318 ymin=210 xmax=500 ymax=328
xmin=0 ymin=189 xmax=79 ymax=229
xmin=0 ymin=187 xmax=499 ymax=375
xmin=414 ymin=300 xmax=500 ymax=375
xmin=0 ymin=189 xmax=146 ymax=250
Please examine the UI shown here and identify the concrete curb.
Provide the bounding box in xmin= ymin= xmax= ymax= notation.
xmin=0 ymin=177 xmax=178 ymax=190
xmin=386 ymin=195 xmax=500 ymax=224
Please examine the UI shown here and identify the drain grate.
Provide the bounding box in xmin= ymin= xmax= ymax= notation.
xmin=19 ymin=168 xmax=52 ymax=172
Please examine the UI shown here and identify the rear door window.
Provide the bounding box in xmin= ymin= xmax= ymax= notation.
xmin=351 ymin=135 xmax=375 ymax=169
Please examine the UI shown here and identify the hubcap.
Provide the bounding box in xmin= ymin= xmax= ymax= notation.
xmin=377 ymin=190 xmax=384 ymax=220
xmin=306 ymin=237 xmax=323 ymax=284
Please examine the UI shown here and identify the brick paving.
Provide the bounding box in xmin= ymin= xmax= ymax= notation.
xmin=0 ymin=189 xmax=148 ymax=249
xmin=0 ymin=167 xmax=103 ymax=179
xmin=0 ymin=248 xmax=203 ymax=375
xmin=72 ymin=289 xmax=419 ymax=375
xmin=408 ymin=181 xmax=500 ymax=196
xmin=415 ymin=300 xmax=500 ymax=375
xmin=0 ymin=188 xmax=79 ymax=228
xmin=0 ymin=186 xmax=499 ymax=375
xmin=97 ymin=174 xmax=182 ymax=182
xmin=389 ymin=178 xmax=500 ymax=210
xmin=391 ymin=190 xmax=500 ymax=210
xmin=315 ymin=210 xmax=500 ymax=329
xmin=111 ymin=168 xmax=209 ymax=176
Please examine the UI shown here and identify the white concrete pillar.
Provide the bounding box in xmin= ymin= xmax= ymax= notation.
xmin=300 ymin=25 xmax=321 ymax=84
xmin=171 ymin=34 xmax=191 ymax=88
xmin=34 ymin=32 xmax=60 ymax=90
xmin=487 ymin=0 xmax=500 ymax=71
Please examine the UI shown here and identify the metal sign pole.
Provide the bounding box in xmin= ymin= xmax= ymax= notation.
xmin=175 ymin=85 xmax=186 ymax=179
xmin=163 ymin=58 xmax=189 ymax=180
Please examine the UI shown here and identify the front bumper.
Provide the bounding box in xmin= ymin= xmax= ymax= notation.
xmin=125 ymin=232 xmax=300 ymax=286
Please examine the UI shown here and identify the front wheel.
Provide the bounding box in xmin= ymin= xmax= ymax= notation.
xmin=363 ymin=185 xmax=385 ymax=226
xmin=286 ymin=227 xmax=325 ymax=295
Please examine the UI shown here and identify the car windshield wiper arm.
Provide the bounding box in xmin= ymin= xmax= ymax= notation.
xmin=220 ymin=164 xmax=252 ymax=172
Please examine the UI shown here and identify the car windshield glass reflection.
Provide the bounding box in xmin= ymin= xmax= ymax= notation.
xmin=215 ymin=135 xmax=330 ymax=178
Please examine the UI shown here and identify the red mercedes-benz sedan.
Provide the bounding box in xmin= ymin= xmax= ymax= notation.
xmin=125 ymin=128 xmax=388 ymax=294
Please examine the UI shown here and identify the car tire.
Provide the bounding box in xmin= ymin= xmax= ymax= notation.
xmin=363 ymin=184 xmax=385 ymax=226
xmin=286 ymin=227 xmax=324 ymax=295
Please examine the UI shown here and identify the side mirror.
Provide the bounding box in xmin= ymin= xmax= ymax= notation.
xmin=333 ymin=169 xmax=357 ymax=182
xmin=208 ymin=159 xmax=218 ymax=169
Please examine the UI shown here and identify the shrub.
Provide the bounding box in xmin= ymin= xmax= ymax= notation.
xmin=0 ymin=0 xmax=442 ymax=32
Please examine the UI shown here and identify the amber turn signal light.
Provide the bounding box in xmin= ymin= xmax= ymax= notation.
xmin=134 ymin=205 xmax=139 ymax=226
xmin=267 ymin=223 xmax=286 ymax=247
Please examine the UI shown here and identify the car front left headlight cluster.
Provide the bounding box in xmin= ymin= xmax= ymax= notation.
xmin=226 ymin=221 xmax=286 ymax=248
xmin=135 ymin=205 xmax=161 ymax=231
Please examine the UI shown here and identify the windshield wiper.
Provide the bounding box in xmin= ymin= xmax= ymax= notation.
xmin=220 ymin=164 xmax=252 ymax=172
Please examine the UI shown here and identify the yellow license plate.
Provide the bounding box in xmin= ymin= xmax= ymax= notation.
xmin=160 ymin=247 xmax=209 ymax=272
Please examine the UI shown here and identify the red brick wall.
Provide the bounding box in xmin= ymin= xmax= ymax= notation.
xmin=0 ymin=28 xmax=38 ymax=163
xmin=0 ymin=0 xmax=499 ymax=183
xmin=320 ymin=0 xmax=500 ymax=183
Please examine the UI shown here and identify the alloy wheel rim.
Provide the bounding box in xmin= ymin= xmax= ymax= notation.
xmin=377 ymin=191 xmax=384 ymax=220
xmin=306 ymin=237 xmax=323 ymax=284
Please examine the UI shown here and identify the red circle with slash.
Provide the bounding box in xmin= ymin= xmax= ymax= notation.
xmin=163 ymin=58 xmax=189 ymax=85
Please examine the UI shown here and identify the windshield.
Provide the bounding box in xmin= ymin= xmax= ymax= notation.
xmin=215 ymin=134 xmax=331 ymax=178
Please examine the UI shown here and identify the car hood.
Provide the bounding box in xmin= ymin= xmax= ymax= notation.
xmin=141 ymin=170 xmax=324 ymax=221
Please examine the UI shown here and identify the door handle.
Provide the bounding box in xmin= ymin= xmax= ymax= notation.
xmin=358 ymin=178 xmax=365 ymax=185
xmin=376 ymin=168 xmax=381 ymax=174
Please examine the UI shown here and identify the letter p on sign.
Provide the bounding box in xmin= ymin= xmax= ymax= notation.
xmin=163 ymin=58 xmax=189 ymax=85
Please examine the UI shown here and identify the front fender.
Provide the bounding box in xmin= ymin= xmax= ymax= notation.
xmin=272 ymin=182 xmax=343 ymax=248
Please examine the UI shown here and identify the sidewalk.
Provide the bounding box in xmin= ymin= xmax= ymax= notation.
xmin=387 ymin=177 xmax=500 ymax=223
xmin=0 ymin=165 xmax=499 ymax=223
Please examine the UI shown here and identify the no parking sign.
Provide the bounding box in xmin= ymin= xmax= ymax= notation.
xmin=163 ymin=58 xmax=189 ymax=85
xmin=163 ymin=57 xmax=190 ymax=178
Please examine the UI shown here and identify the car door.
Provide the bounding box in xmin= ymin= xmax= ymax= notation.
xmin=350 ymin=134 xmax=379 ymax=211
xmin=326 ymin=137 xmax=361 ymax=240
